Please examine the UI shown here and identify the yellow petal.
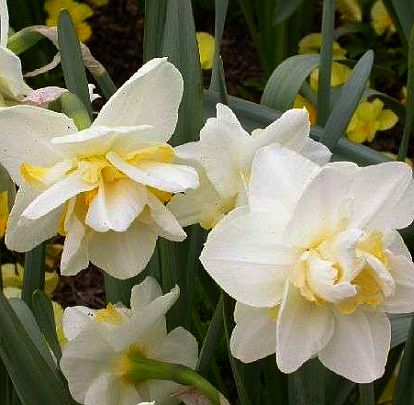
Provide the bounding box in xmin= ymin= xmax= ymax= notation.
xmin=196 ymin=32 xmax=215 ymax=70
xmin=378 ymin=109 xmax=398 ymax=131
xmin=371 ymin=0 xmax=395 ymax=35
xmin=337 ymin=0 xmax=362 ymax=21
xmin=298 ymin=33 xmax=346 ymax=59
xmin=347 ymin=128 xmax=369 ymax=144
xmin=76 ymin=22 xmax=92 ymax=42
xmin=45 ymin=271 xmax=60 ymax=295
xmin=0 ymin=191 xmax=9 ymax=238
xmin=2 ymin=263 xmax=23 ymax=288
xmin=293 ymin=94 xmax=317 ymax=125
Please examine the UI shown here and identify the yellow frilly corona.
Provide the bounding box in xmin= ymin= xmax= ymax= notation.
xmin=371 ymin=0 xmax=396 ymax=36
xmin=346 ymin=98 xmax=398 ymax=143
xmin=45 ymin=0 xmax=94 ymax=42
xmin=196 ymin=32 xmax=215 ymax=70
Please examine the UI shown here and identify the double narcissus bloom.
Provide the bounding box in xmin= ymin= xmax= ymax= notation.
xmin=201 ymin=146 xmax=414 ymax=383
xmin=169 ymin=105 xmax=331 ymax=229
xmin=0 ymin=58 xmax=198 ymax=279
xmin=61 ymin=277 xmax=198 ymax=405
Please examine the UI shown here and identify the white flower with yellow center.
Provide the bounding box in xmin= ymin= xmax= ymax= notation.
xmin=61 ymin=277 xmax=198 ymax=405
xmin=169 ymin=104 xmax=331 ymax=229
xmin=201 ymin=146 xmax=414 ymax=383
xmin=0 ymin=58 xmax=198 ymax=279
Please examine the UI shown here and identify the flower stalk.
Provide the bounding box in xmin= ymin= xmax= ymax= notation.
xmin=127 ymin=354 xmax=221 ymax=405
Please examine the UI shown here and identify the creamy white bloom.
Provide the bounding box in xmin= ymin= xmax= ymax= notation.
xmin=0 ymin=58 xmax=199 ymax=278
xmin=61 ymin=277 xmax=198 ymax=405
xmin=0 ymin=0 xmax=31 ymax=105
xmin=169 ymin=104 xmax=331 ymax=229
xmin=201 ymin=146 xmax=414 ymax=383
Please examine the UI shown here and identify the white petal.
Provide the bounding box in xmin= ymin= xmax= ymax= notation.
xmin=130 ymin=277 xmax=163 ymax=312
xmin=319 ymin=310 xmax=390 ymax=383
xmin=276 ymin=284 xmax=334 ymax=373
xmin=60 ymin=327 xmax=114 ymax=404
xmin=88 ymin=221 xmax=158 ymax=279
xmin=174 ymin=141 xmax=202 ymax=162
xmin=248 ymin=146 xmax=320 ymax=217
xmin=22 ymin=174 xmax=96 ymax=220
xmin=384 ymin=230 xmax=412 ymax=260
xmin=155 ymin=327 xmax=198 ymax=369
xmin=63 ymin=306 xmax=95 ymax=341
xmin=200 ymin=116 xmax=252 ymax=200
xmin=5 ymin=185 xmax=60 ymax=252
xmin=94 ymin=58 xmax=183 ymax=140
xmin=52 ymin=125 xmax=158 ymax=157
xmin=107 ymin=151 xmax=198 ymax=193
xmin=0 ymin=46 xmax=31 ymax=99
xmin=350 ymin=162 xmax=414 ymax=231
xmin=86 ymin=179 xmax=147 ymax=232
xmin=283 ymin=163 xmax=352 ymax=248
xmin=61 ymin=203 xmax=90 ymax=276
xmin=253 ymin=108 xmax=310 ymax=152
xmin=147 ymin=193 xmax=186 ymax=242
xmin=0 ymin=0 xmax=9 ymax=47
xmin=299 ymin=138 xmax=332 ymax=165
xmin=382 ymin=252 xmax=414 ymax=313
xmin=200 ymin=207 xmax=298 ymax=307
xmin=230 ymin=303 xmax=277 ymax=363
xmin=0 ymin=105 xmax=76 ymax=185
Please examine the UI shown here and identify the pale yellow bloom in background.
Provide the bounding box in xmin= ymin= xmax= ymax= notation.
xmin=371 ymin=0 xmax=396 ymax=36
xmin=299 ymin=33 xmax=347 ymax=59
xmin=45 ymin=0 xmax=94 ymax=42
xmin=196 ymin=32 xmax=215 ymax=70
xmin=337 ymin=0 xmax=362 ymax=21
xmin=347 ymin=98 xmax=398 ymax=143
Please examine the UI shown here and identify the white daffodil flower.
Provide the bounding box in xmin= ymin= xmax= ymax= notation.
xmin=0 ymin=0 xmax=32 ymax=106
xmin=169 ymin=104 xmax=331 ymax=229
xmin=201 ymin=146 xmax=414 ymax=383
xmin=61 ymin=277 xmax=198 ymax=405
xmin=0 ymin=58 xmax=199 ymax=279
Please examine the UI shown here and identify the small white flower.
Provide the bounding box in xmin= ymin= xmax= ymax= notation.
xmin=201 ymin=146 xmax=414 ymax=383
xmin=169 ymin=104 xmax=331 ymax=229
xmin=0 ymin=58 xmax=198 ymax=279
xmin=61 ymin=277 xmax=198 ymax=405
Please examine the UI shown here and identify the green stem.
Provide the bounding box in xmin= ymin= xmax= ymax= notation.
xmin=128 ymin=356 xmax=221 ymax=405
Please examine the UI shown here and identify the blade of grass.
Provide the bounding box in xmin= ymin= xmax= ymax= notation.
xmin=32 ymin=290 xmax=62 ymax=361
xmin=222 ymin=292 xmax=251 ymax=405
xmin=393 ymin=317 xmax=414 ymax=404
xmin=321 ymin=50 xmax=374 ymax=150
xmin=359 ymin=384 xmax=375 ymax=405
xmin=58 ymin=10 xmax=93 ymax=119
xmin=261 ymin=54 xmax=320 ymax=112
xmin=316 ymin=0 xmax=336 ymax=125
xmin=21 ymin=244 xmax=45 ymax=311
xmin=143 ymin=0 xmax=167 ymax=62
xmin=397 ymin=25 xmax=414 ymax=161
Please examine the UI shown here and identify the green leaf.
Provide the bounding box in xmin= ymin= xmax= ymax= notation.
xmin=7 ymin=28 xmax=43 ymax=55
xmin=261 ymin=54 xmax=320 ymax=112
xmin=321 ymin=50 xmax=374 ymax=151
xmin=60 ymin=92 xmax=92 ymax=130
xmin=383 ymin=0 xmax=414 ymax=44
xmin=398 ymin=25 xmax=414 ymax=161
xmin=0 ymin=358 xmax=11 ymax=405
xmin=57 ymin=10 xmax=93 ymax=119
xmin=393 ymin=317 xmax=414 ymax=404
xmin=0 ymin=293 xmax=74 ymax=404
xmin=222 ymin=293 xmax=251 ymax=405
xmin=32 ymin=290 xmax=62 ymax=361
xmin=143 ymin=0 xmax=167 ymax=62
xmin=359 ymin=383 xmax=375 ymax=405
xmin=104 ymin=272 xmax=141 ymax=307
xmin=21 ymin=244 xmax=45 ymax=311
xmin=273 ymin=0 xmax=306 ymax=25
xmin=316 ymin=0 xmax=336 ymax=125
xmin=288 ymin=359 xmax=325 ymax=405
xmin=197 ymin=295 xmax=224 ymax=377
xmin=161 ymin=0 xmax=203 ymax=145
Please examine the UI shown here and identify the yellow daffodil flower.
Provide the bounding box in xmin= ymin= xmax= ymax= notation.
xmin=298 ymin=33 xmax=347 ymax=60
xmin=45 ymin=0 xmax=94 ymax=42
xmin=293 ymin=94 xmax=317 ymax=125
xmin=309 ymin=62 xmax=352 ymax=91
xmin=337 ymin=0 xmax=362 ymax=21
xmin=371 ymin=0 xmax=396 ymax=36
xmin=346 ymin=98 xmax=398 ymax=143
xmin=1 ymin=263 xmax=60 ymax=295
xmin=196 ymin=32 xmax=215 ymax=70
